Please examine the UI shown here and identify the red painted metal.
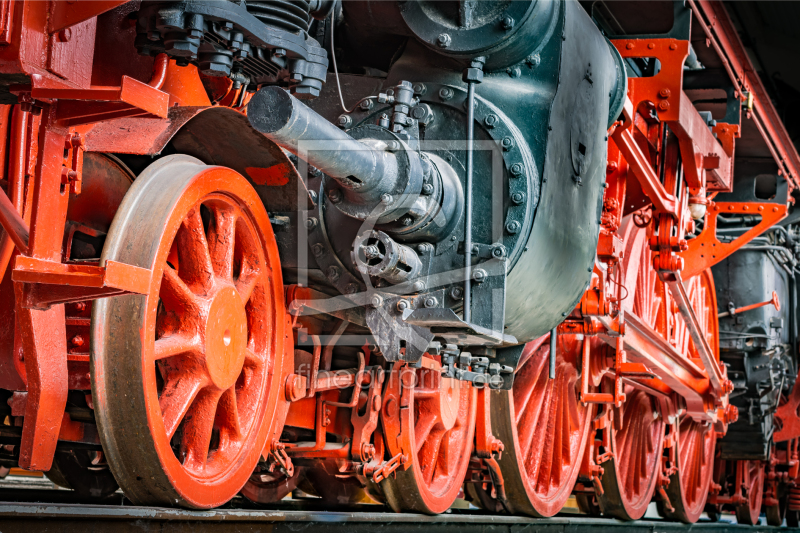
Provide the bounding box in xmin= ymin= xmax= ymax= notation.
xmin=490 ymin=335 xmax=594 ymax=517
xmin=689 ymin=0 xmax=800 ymax=190
xmin=381 ymin=355 xmax=476 ymax=514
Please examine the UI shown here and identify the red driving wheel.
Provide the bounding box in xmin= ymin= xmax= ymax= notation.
xmin=92 ymin=155 xmax=288 ymax=508
xmin=596 ymin=219 xmax=666 ymax=520
xmin=661 ymin=270 xmax=719 ymax=523
xmin=381 ymin=355 xmax=476 ymax=514
xmin=735 ymin=460 xmax=765 ymax=525
xmin=491 ymin=334 xmax=595 ymax=516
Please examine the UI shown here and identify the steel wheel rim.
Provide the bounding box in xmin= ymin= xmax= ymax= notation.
xmin=598 ymin=219 xmax=666 ymax=520
xmin=735 ymin=460 xmax=765 ymax=525
xmin=494 ymin=335 xmax=594 ymax=517
xmin=92 ymin=155 xmax=287 ymax=508
xmin=381 ymin=356 xmax=476 ymax=513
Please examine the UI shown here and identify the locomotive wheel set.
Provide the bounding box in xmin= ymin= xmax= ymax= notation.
xmin=1 ymin=0 xmax=800 ymax=527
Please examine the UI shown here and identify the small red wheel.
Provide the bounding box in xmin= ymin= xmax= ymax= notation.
xmin=381 ymin=356 xmax=476 ymax=514
xmin=735 ymin=460 xmax=765 ymax=525
xmin=661 ymin=270 xmax=719 ymax=523
xmin=596 ymin=220 xmax=666 ymax=520
xmin=491 ymin=335 xmax=595 ymax=517
xmin=92 ymin=155 xmax=289 ymax=508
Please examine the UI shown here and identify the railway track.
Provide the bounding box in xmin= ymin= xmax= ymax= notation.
xmin=0 ymin=475 xmax=794 ymax=532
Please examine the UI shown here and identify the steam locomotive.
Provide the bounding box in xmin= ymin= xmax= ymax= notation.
xmin=0 ymin=0 xmax=798 ymax=526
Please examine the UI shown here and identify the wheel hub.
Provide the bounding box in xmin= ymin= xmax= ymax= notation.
xmin=203 ymin=285 xmax=248 ymax=390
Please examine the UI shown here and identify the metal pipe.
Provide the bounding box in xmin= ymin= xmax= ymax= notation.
xmin=148 ymin=53 xmax=169 ymax=90
xmin=549 ymin=327 xmax=557 ymax=379
xmin=463 ymin=81 xmax=475 ymax=324
xmin=248 ymin=86 xmax=397 ymax=193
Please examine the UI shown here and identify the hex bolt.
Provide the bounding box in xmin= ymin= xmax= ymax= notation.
xmin=449 ymin=286 xmax=464 ymax=300
xmin=71 ymin=335 xmax=85 ymax=348
xmin=439 ymin=87 xmax=454 ymax=101
xmin=501 ymin=137 xmax=515 ymax=151
xmin=526 ymin=54 xmax=541 ymax=68
xmin=401 ymin=216 xmax=413 ymax=226
xmin=417 ymin=242 xmax=433 ymax=254
xmin=370 ymin=294 xmax=384 ymax=308
xmin=424 ymin=296 xmax=438 ymax=308
xmin=413 ymin=82 xmax=427 ymax=95
xmin=502 ymin=16 xmax=515 ymax=30
xmin=658 ymin=88 xmax=671 ymax=99
xmin=381 ymin=193 xmax=394 ymax=205
xmin=359 ymin=99 xmax=374 ymax=110
xmin=385 ymin=140 xmax=400 ymax=152
xmin=421 ymin=183 xmax=434 ymax=195
xmin=412 ymin=280 xmax=426 ymax=292
xmin=397 ymin=299 xmax=411 ymax=312
xmin=337 ymin=115 xmax=352 ymax=129
xmin=312 ymin=243 xmax=325 ymax=257
xmin=327 ymin=189 xmax=343 ymax=203
xmin=436 ymin=33 xmax=452 ymax=48
xmin=327 ymin=265 xmax=340 ymax=281
xmin=472 ymin=269 xmax=488 ymax=283
xmin=658 ymin=101 xmax=670 ymax=112
xmin=305 ymin=217 xmax=318 ymax=230
xmin=484 ymin=114 xmax=498 ymax=128
xmin=511 ymin=192 xmax=526 ymax=205
xmin=491 ymin=245 xmax=507 ymax=258
xmin=507 ymin=67 xmax=521 ymax=78
xmin=74 ymin=302 xmax=87 ymax=312
xmin=510 ymin=163 xmax=524 ymax=177
xmin=506 ymin=220 xmax=521 ymax=234
xmin=345 ymin=283 xmax=359 ymax=294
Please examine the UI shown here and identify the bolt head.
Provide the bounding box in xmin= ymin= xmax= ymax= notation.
xmin=337 ymin=115 xmax=352 ymax=128
xmin=511 ymin=192 xmax=525 ymax=205
xmin=370 ymin=294 xmax=384 ymax=308
xmin=385 ymin=140 xmax=400 ymax=152
xmin=510 ymin=163 xmax=524 ymax=176
xmin=381 ymin=193 xmax=394 ymax=205
xmin=501 ymin=137 xmax=514 ymax=150
xmin=472 ymin=269 xmax=487 ymax=282
xmin=312 ymin=243 xmax=325 ymax=257
xmin=484 ymin=114 xmax=498 ymax=128
xmin=359 ymin=99 xmax=374 ymax=110
xmin=412 ymin=280 xmax=426 ymax=292
xmin=436 ymin=33 xmax=452 ymax=48
xmin=438 ymin=87 xmax=453 ymax=101
xmin=305 ymin=217 xmax=318 ymax=230
xmin=502 ymin=16 xmax=515 ymax=30
xmin=449 ymin=286 xmax=464 ymax=300
xmin=345 ymin=283 xmax=359 ymax=294
xmin=505 ymin=220 xmax=520 ymax=234
xmin=412 ymin=83 xmax=427 ymax=95
xmin=417 ymin=243 xmax=432 ymax=253
xmin=658 ymin=101 xmax=670 ymax=111
xmin=421 ymin=183 xmax=434 ymax=195
xmin=328 ymin=188 xmax=343 ymax=203
xmin=423 ymin=297 xmax=438 ymax=308
xmin=397 ymin=299 xmax=410 ymax=312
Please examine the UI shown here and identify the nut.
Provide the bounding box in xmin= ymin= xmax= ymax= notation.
xmin=412 ymin=280 xmax=426 ymax=292
xmin=424 ymin=296 xmax=438 ymax=308
xmin=337 ymin=115 xmax=352 ymax=129
xmin=305 ymin=217 xmax=318 ymax=230
xmin=484 ymin=114 xmax=498 ymax=128
xmin=506 ymin=220 xmax=521 ymax=234
xmin=502 ymin=16 xmax=515 ymax=30
xmin=370 ymin=294 xmax=384 ymax=308
xmin=472 ymin=269 xmax=487 ymax=283
xmin=438 ymin=87 xmax=454 ymax=101
xmin=436 ymin=33 xmax=452 ymax=48
xmin=397 ymin=299 xmax=411 ymax=312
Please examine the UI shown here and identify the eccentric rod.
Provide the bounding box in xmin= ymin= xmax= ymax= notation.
xmin=248 ymin=86 xmax=396 ymax=192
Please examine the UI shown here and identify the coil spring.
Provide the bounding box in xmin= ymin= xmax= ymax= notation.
xmin=789 ymin=484 xmax=800 ymax=511
xmin=245 ymin=0 xmax=311 ymax=33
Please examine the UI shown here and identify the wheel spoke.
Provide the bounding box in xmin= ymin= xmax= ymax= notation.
xmin=216 ymin=387 xmax=242 ymax=442
xmin=161 ymin=265 xmax=201 ymax=313
xmin=182 ymin=389 xmax=224 ymax=470
xmin=207 ymin=205 xmax=237 ymax=282
xmin=414 ymin=410 xmax=439 ymax=453
xmin=423 ymin=429 xmax=445 ymax=485
xmin=176 ymin=207 xmax=215 ymax=294
xmin=236 ymin=271 xmax=261 ymax=305
xmin=160 ymin=374 xmax=205 ymax=439
xmin=154 ymin=334 xmax=201 ymax=361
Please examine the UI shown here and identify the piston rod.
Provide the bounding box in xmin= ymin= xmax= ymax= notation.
xmin=248 ymin=86 xmax=398 ymax=194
